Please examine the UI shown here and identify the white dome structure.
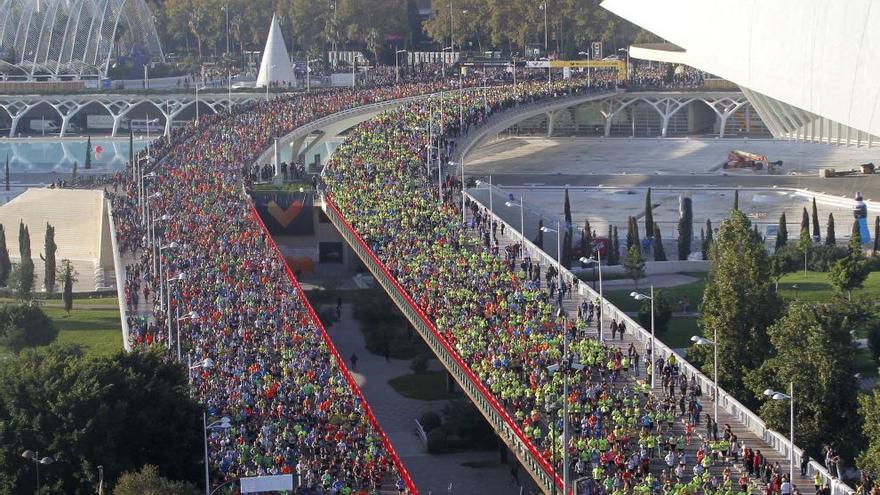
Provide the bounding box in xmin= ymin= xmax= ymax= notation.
xmin=256 ymin=14 xmax=295 ymax=88
xmin=0 ymin=0 xmax=164 ymax=78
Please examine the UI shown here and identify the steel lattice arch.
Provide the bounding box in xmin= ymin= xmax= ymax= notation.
xmin=0 ymin=0 xmax=164 ymax=79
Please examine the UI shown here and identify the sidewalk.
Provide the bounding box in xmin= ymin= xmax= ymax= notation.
xmin=323 ymin=303 xmax=539 ymax=495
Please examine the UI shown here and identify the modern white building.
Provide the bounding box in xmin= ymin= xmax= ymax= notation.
xmin=602 ymin=0 xmax=880 ymax=146
xmin=256 ymin=14 xmax=296 ymax=88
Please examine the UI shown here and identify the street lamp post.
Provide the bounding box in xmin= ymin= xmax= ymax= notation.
xmin=540 ymin=220 xmax=564 ymax=305
xmin=630 ymin=286 xmax=655 ymax=388
xmin=448 ymin=160 xmax=467 ymax=223
xmin=203 ymin=413 xmax=232 ymax=495
xmin=21 ymin=450 xmax=54 ymax=495
xmin=541 ymin=0 xmax=550 ymax=87
xmin=547 ymin=308 xmax=583 ymax=495
xmin=764 ymin=384 xmax=795 ymax=488
xmin=691 ymin=331 xmax=718 ymax=423
xmin=505 ymin=196 xmax=526 ymax=250
xmin=168 ymin=272 xmax=186 ymax=361
xmin=187 ymin=351 xmax=211 ymax=385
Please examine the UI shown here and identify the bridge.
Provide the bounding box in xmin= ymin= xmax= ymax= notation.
xmin=0 ymin=91 xmax=266 ymax=137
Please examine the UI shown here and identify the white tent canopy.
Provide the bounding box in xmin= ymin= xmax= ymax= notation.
xmin=256 ymin=14 xmax=296 ymax=88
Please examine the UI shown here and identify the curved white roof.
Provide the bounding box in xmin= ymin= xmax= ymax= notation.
xmin=602 ymin=0 xmax=880 ymax=139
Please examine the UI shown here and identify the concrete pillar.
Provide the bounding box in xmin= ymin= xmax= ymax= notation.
xmin=746 ymin=105 xmax=751 ymax=134
xmin=59 ymin=115 xmax=72 ymax=137
xmin=719 ymin=114 xmax=728 ymax=138
xmin=546 ymin=111 xmax=555 ymax=137
xmin=604 ymin=115 xmax=612 ymax=137
xmin=111 ymin=114 xmax=124 ymax=137
xmin=9 ymin=115 xmax=21 ymax=137
xmin=273 ymin=137 xmax=281 ymax=182
xmin=661 ymin=115 xmax=669 ymax=138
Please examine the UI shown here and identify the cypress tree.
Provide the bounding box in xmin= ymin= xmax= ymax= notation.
xmin=43 ymin=222 xmax=56 ymax=294
xmin=0 ymin=225 xmax=9 ymax=286
xmin=826 ymin=213 xmax=836 ymax=246
xmin=72 ymin=161 xmax=78 ymax=180
xmin=63 ymin=263 xmax=73 ymax=314
xmin=607 ymin=225 xmax=614 ymax=264
xmin=678 ymin=197 xmax=693 ymax=260
xmin=562 ymin=189 xmax=573 ymax=268
xmin=851 ymin=219 xmax=862 ymax=251
xmin=653 ymin=222 xmax=667 ymax=261
xmin=799 ymin=207 xmax=812 ymax=249
xmin=612 ymin=225 xmax=620 ymax=265
xmin=84 ymin=135 xmax=92 ymax=169
xmin=18 ymin=222 xmax=33 ymax=298
xmin=874 ymin=216 xmax=880 ymax=255
xmin=734 ymin=189 xmax=739 ymax=211
xmin=626 ymin=216 xmax=634 ymax=251
xmin=4 ymin=154 xmax=8 ymax=192
xmin=535 ymin=219 xmax=544 ymax=249
xmin=776 ymin=212 xmax=788 ymax=250
xmin=703 ymin=218 xmax=714 ymax=260
xmin=644 ymin=188 xmax=654 ymax=238
xmin=811 ymin=197 xmax=820 ymax=241
xmin=581 ymin=219 xmax=592 ymax=257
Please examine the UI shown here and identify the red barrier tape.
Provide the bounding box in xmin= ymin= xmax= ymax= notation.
xmin=323 ymin=196 xmax=564 ymax=492
xmin=248 ymin=200 xmax=419 ymax=495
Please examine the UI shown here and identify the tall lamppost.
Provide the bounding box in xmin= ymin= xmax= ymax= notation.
xmin=395 ymin=49 xmax=407 ymax=84
xmin=168 ymin=272 xmax=186 ymax=361
xmin=21 ymin=450 xmax=54 ymax=495
xmin=448 ymin=160 xmax=467 ymax=223
xmin=540 ymin=0 xmax=550 ymax=87
xmin=579 ymin=252 xmax=603 ymax=341
xmin=505 ymin=196 xmax=525 ymax=250
xmin=630 ymin=286 xmax=655 ymax=388
xmin=546 ymin=307 xmax=583 ymax=495
xmin=540 ymin=220 xmax=563 ymax=304
xmin=158 ymin=241 xmax=179 ymax=324
xmin=691 ymin=331 xmax=718 ymax=423
xmin=187 ymin=353 xmax=212 ymax=385
xmin=764 ymin=384 xmax=795 ymax=487
xmin=203 ymin=413 xmax=232 ymax=495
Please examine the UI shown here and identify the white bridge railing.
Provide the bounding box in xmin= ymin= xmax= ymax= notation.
xmin=464 ymin=190 xmax=853 ymax=495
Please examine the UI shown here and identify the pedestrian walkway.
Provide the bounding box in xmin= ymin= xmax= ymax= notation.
xmin=323 ymin=303 xmax=540 ymax=495
xmin=474 ymin=205 xmax=806 ymax=493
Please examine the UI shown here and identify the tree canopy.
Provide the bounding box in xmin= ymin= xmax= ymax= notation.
xmin=694 ymin=210 xmax=780 ymax=402
xmin=0 ymin=345 xmax=202 ymax=494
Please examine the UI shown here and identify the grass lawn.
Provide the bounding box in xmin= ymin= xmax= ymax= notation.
xmin=776 ymin=271 xmax=880 ymax=302
xmin=388 ymin=371 xmax=461 ymax=401
xmin=605 ymin=278 xmax=707 ymax=313
xmin=662 ymin=317 xmax=701 ymax=349
xmin=0 ymin=302 xmax=122 ymax=359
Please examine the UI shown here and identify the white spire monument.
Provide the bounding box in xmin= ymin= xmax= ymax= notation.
xmin=256 ymin=14 xmax=296 ymax=88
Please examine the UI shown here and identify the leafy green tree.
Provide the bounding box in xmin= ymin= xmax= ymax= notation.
xmin=0 ymin=345 xmax=203 ymax=494
xmin=811 ymin=197 xmax=820 ymax=241
xmin=826 ymin=213 xmax=836 ymax=246
xmin=0 ymin=303 xmax=58 ymax=352
xmin=638 ymin=289 xmax=672 ymax=334
xmin=644 ymin=188 xmax=653 ymax=238
xmin=694 ymin=210 xmax=780 ymax=402
xmin=84 ymin=135 xmax=92 ymax=170
xmin=652 ymin=222 xmax=666 ymax=261
xmin=829 ymin=252 xmax=869 ymax=300
xmin=678 ymin=197 xmax=692 ymax=260
xmin=858 ymin=389 xmax=880 ymax=477
xmin=746 ymin=303 xmax=862 ymax=459
xmin=702 ymin=218 xmax=713 ymax=260
xmin=113 ymin=464 xmax=199 ymax=495
xmin=624 ymin=244 xmax=645 ymax=290
xmin=0 ymin=225 xmax=9 ymax=287
xmin=62 ymin=263 xmax=73 ymax=315
xmin=775 ymin=212 xmax=788 ymax=250
xmin=42 ymin=223 xmax=56 ymax=294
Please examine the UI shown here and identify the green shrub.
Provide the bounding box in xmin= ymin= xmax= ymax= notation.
xmin=0 ymin=303 xmax=58 ymax=352
xmin=419 ymin=412 xmax=442 ymax=432
xmin=637 ymin=289 xmax=673 ymax=335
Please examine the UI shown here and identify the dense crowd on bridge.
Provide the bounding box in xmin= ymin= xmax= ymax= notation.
xmin=107 ymin=78 xmax=514 ymax=494
xmin=322 ymin=78 xmax=810 ymax=495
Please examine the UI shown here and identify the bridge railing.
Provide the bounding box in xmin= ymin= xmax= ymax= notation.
xmin=464 ymin=190 xmax=853 ymax=495
xmin=321 ymin=195 xmax=563 ymax=495
xmin=247 ymin=198 xmax=418 ymax=495
xmin=105 ymin=196 xmax=131 ymax=352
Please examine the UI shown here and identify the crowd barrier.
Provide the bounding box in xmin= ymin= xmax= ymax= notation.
xmin=248 ymin=199 xmax=418 ymax=494
xmin=105 ymin=196 xmax=131 ymax=352
xmin=321 ymin=195 xmax=563 ymax=494
xmin=464 ymin=191 xmax=854 ymax=495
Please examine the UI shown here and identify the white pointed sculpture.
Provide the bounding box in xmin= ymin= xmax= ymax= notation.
xmin=256 ymin=14 xmax=296 ymax=88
